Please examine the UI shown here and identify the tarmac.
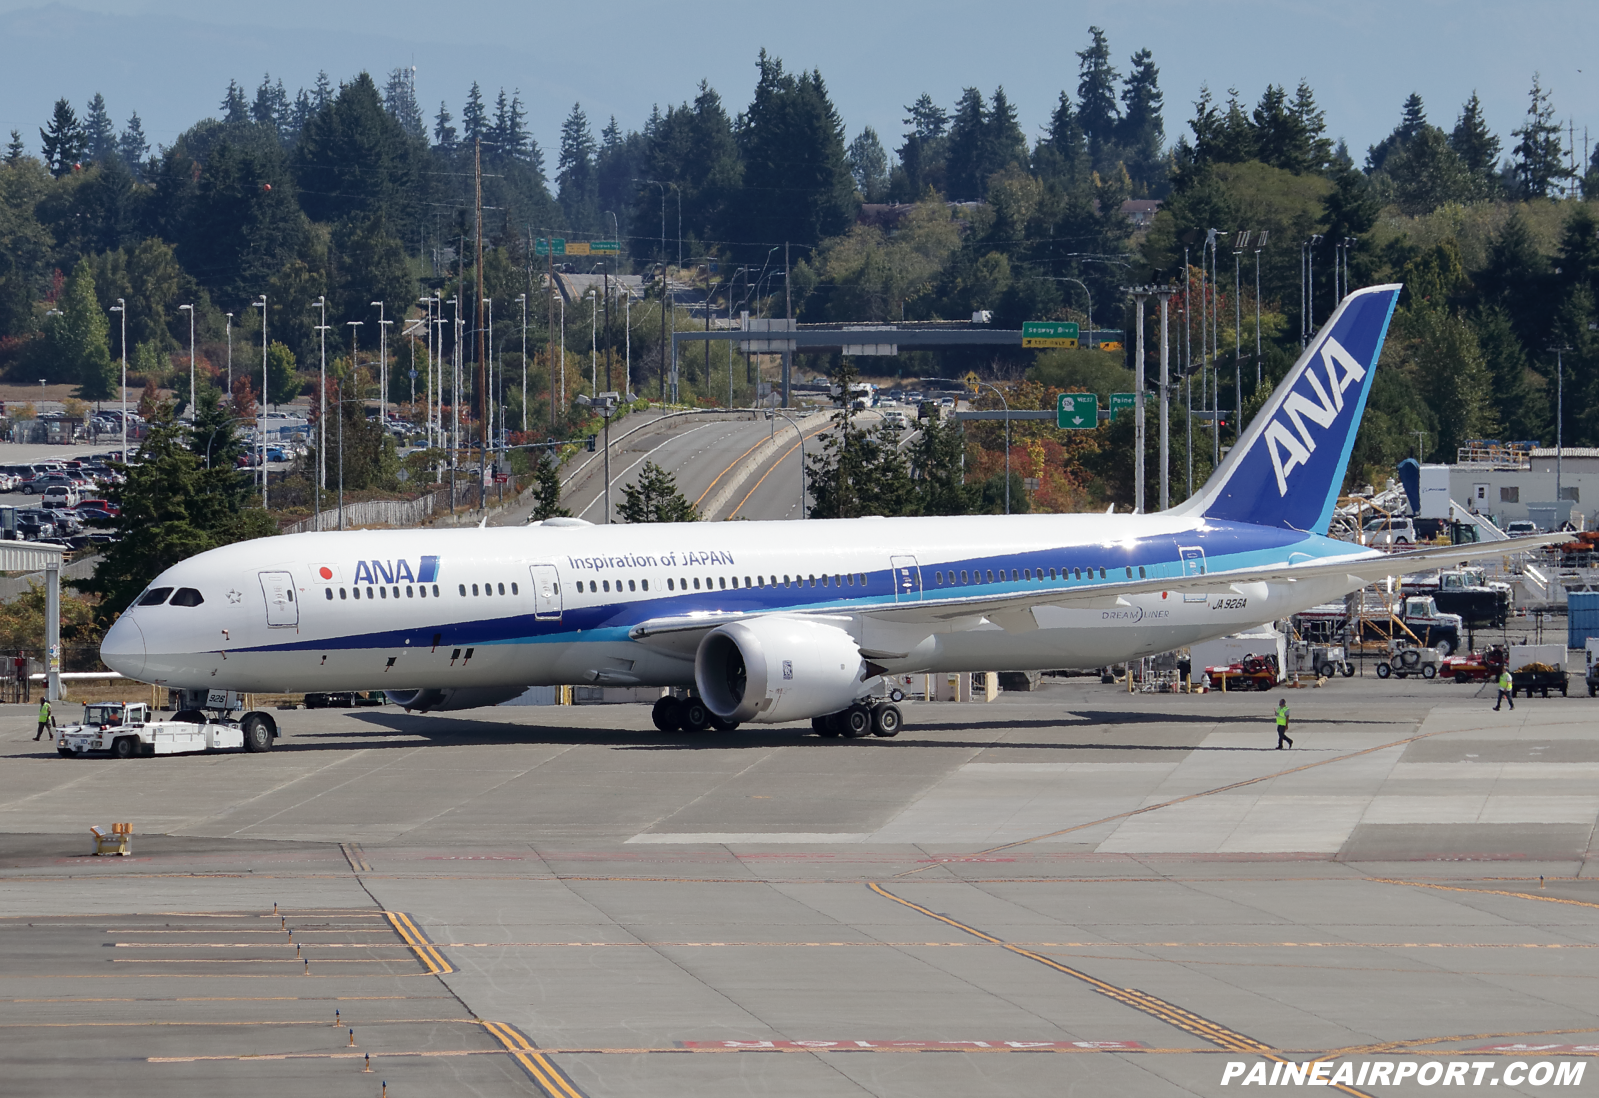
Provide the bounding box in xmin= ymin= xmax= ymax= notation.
xmin=2 ymin=676 xmax=1597 ymax=1096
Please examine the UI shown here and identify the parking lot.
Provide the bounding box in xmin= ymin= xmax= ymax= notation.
xmin=1 ymin=675 xmax=1596 ymax=1096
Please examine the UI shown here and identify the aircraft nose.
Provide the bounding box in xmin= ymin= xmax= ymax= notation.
xmin=101 ymin=615 xmax=146 ymax=680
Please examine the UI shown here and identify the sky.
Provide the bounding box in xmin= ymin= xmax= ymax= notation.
xmin=0 ymin=0 xmax=1595 ymax=172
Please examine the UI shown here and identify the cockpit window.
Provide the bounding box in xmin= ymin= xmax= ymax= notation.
xmin=169 ymin=588 xmax=204 ymax=607
xmin=137 ymin=587 xmax=173 ymax=606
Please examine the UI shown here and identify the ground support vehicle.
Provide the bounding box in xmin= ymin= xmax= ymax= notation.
xmin=1394 ymin=596 xmax=1463 ymax=655
xmin=1289 ymin=643 xmax=1354 ymax=678
xmin=1204 ymin=654 xmax=1280 ymax=690
xmin=1511 ymin=666 xmax=1569 ymax=698
xmin=1587 ymin=639 xmax=1599 ymax=697
xmin=1441 ymin=645 xmax=1509 ymax=684
xmin=56 ymin=702 xmax=271 ymax=757
xmin=1375 ymin=645 xmax=1444 ymax=680
xmin=1402 ymin=568 xmax=1512 ymax=628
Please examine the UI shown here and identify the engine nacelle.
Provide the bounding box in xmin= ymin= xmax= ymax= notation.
xmin=384 ymin=685 xmax=529 ymax=712
xmin=695 ymin=617 xmax=868 ymax=724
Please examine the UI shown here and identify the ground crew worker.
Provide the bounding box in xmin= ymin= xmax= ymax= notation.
xmin=34 ymin=697 xmax=52 ymax=741
xmin=1494 ymin=667 xmax=1515 ymax=711
xmin=1274 ymin=698 xmax=1293 ymax=749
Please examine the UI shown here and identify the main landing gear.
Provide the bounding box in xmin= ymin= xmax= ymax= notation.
xmin=652 ymin=695 xmax=739 ymax=733
xmin=811 ymin=702 xmax=902 ymax=739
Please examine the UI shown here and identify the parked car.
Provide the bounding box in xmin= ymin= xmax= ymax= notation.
xmin=76 ymin=498 xmax=119 ymax=516
xmin=73 ymin=507 xmax=114 ymax=524
xmin=1505 ymin=520 xmax=1540 ymax=537
xmin=1361 ymin=516 xmax=1417 ymax=546
xmin=40 ymin=485 xmax=81 ymax=509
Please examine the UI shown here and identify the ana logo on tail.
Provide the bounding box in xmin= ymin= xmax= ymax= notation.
xmin=1263 ymin=337 xmax=1369 ymax=495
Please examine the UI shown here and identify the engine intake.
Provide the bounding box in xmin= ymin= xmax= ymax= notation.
xmin=695 ymin=617 xmax=867 ymax=724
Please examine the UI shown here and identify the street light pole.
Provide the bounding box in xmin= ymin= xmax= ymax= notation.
xmin=314 ymin=297 xmax=328 ymax=494
xmin=254 ymin=296 xmax=267 ymax=506
xmin=371 ymin=300 xmax=389 ymax=428
xmin=769 ymin=408 xmax=808 ymax=519
xmin=972 ymin=379 xmax=1011 ymax=514
xmin=177 ymin=303 xmax=195 ymax=421
xmin=225 ymin=312 xmax=233 ymax=400
xmin=1156 ymin=286 xmax=1174 ymax=511
xmin=518 ymin=292 xmax=527 ymax=435
xmin=107 ymin=299 xmax=126 ymax=454
xmin=1127 ymin=288 xmax=1150 ymax=513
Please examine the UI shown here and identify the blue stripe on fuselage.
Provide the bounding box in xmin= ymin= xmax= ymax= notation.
xmin=226 ymin=523 xmax=1351 ymax=657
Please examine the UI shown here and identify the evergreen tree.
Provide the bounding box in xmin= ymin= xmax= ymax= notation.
xmin=507 ymin=92 xmax=532 ymax=163
xmin=461 ymin=82 xmax=488 ymax=145
xmin=382 ymin=67 xmax=425 ymax=139
xmin=312 ymin=71 xmax=333 ymax=112
xmin=805 ymin=362 xmax=910 ymax=518
xmin=1211 ymin=89 xmax=1257 ymax=164
xmin=1117 ymin=48 xmax=1164 ymax=186
xmin=491 ymin=88 xmax=513 ymax=153
xmin=252 ymin=74 xmax=289 ymax=138
xmin=1511 ymin=74 xmax=1569 ymax=198
xmin=557 ymin=102 xmax=598 ymax=229
xmin=4 ymin=130 xmax=23 ymax=165
xmin=1380 ymin=125 xmax=1478 ymax=214
xmin=1252 ymin=84 xmax=1304 ymax=172
xmin=117 ymin=113 xmax=148 ymax=176
xmin=984 ymin=87 xmax=1028 ymax=180
xmin=1038 ymin=90 xmax=1088 ymax=178
xmin=433 ymin=101 xmax=458 ymax=153
xmin=222 ymin=79 xmax=249 ymax=125
xmin=295 ymin=73 xmax=421 ymax=230
xmin=39 ymin=98 xmax=86 ymax=177
xmin=46 ymin=259 xmax=115 ymax=398
xmin=1075 ymin=26 xmax=1121 ymax=162
xmin=891 ymin=93 xmax=949 ymax=199
xmin=944 ymin=87 xmax=987 ymax=201
xmin=618 ymin=461 xmax=698 ymax=522
xmin=84 ymin=93 xmax=116 ymax=163
xmin=1474 ymin=305 xmax=1546 ymax=441
xmin=906 ymin=415 xmax=976 ymax=515
xmin=1450 ymin=91 xmax=1501 ymax=178
xmin=732 ymin=51 xmax=855 ymax=261
xmin=847 ymin=127 xmax=889 ymax=201
xmin=1292 ymin=81 xmax=1333 ymax=173
xmin=1367 ymin=92 xmax=1425 ymax=172
xmin=530 ymin=455 xmax=570 ymax=520
xmin=905 ymin=94 xmax=948 ymax=140
xmin=1477 ymin=208 xmax=1553 ymax=348
xmin=288 ymin=89 xmax=314 ymax=144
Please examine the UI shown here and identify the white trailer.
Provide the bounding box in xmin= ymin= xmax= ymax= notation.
xmin=56 ymin=702 xmax=253 ymax=758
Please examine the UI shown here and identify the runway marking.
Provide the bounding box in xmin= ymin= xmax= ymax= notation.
xmin=2 ymin=995 xmax=443 ymax=1003
xmin=113 ymin=942 xmax=400 ymax=948
xmin=867 ymin=882 xmax=1377 ymax=1098
xmin=414 ymin=939 xmax=1599 ymax=950
xmin=0 ymin=1017 xmax=474 ymax=1028
xmin=384 ymin=910 xmax=454 ymax=975
xmin=893 ymin=724 xmax=1461 ymax=873
xmin=482 ymin=1020 xmax=589 ymax=1098
xmin=727 ymin=425 xmax=829 ymax=517
xmin=1327 ymin=1027 xmax=1599 ymax=1057
xmin=341 ymin=842 xmax=372 ymax=872
xmin=682 ymin=1039 xmax=1148 ymax=1050
xmin=145 ymin=1042 xmax=1216 ymax=1062
xmin=112 ymin=958 xmax=415 ymax=964
xmin=1372 ymin=877 xmax=1599 ymax=911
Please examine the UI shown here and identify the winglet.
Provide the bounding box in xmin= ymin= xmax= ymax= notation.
xmin=1173 ymin=283 xmax=1401 ymax=534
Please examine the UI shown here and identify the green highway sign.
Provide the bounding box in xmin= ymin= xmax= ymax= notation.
xmin=591 ymin=240 xmax=620 ymax=254
xmin=1109 ymin=392 xmax=1149 ymax=422
xmin=1023 ymin=320 xmax=1080 ymax=348
xmin=534 ymin=238 xmax=566 ymax=256
xmin=1057 ymin=393 xmax=1098 ymax=429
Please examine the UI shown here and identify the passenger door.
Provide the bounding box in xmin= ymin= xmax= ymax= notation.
xmin=258 ymin=571 xmax=298 ymax=628
xmin=890 ymin=555 xmax=922 ymax=602
xmin=529 ymin=564 xmax=563 ymax=620
xmin=1177 ymin=546 xmax=1208 ymax=603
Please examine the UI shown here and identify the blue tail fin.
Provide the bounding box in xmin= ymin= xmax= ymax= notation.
xmin=1175 ymin=283 xmax=1400 ymax=534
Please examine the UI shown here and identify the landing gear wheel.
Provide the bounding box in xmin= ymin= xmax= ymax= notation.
xmin=815 ymin=715 xmax=840 ymax=738
xmin=871 ymin=703 xmax=902 ymax=737
xmin=1421 ymin=664 xmax=1437 ymax=679
xmin=1376 ymin=663 xmax=1392 ymax=679
xmin=679 ymin=698 xmax=711 ymax=732
xmin=708 ymin=713 xmax=740 ymax=732
xmin=652 ymin=696 xmax=682 ymax=732
xmin=841 ymin=706 xmax=871 ymax=738
xmin=112 ymin=737 xmax=136 ymax=759
xmin=1341 ymin=662 xmax=1356 ymax=678
xmin=241 ymin=712 xmax=276 ymax=752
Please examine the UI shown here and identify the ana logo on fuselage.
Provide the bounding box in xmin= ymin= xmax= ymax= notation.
xmin=349 ymin=555 xmax=441 ymax=586
xmin=1263 ymin=337 xmax=1368 ymax=496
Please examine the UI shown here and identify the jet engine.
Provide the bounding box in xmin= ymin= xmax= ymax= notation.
xmin=384 ymin=685 xmax=529 ymax=712
xmin=695 ymin=617 xmax=868 ymax=725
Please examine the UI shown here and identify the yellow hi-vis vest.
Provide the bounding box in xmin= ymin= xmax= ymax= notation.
xmin=1275 ymin=705 xmax=1289 ymax=727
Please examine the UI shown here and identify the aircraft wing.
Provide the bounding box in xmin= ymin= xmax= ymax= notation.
xmin=628 ymin=534 xmax=1559 ymax=649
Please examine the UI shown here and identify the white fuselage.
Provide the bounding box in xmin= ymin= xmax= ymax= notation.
xmin=100 ymin=511 xmax=1376 ymax=695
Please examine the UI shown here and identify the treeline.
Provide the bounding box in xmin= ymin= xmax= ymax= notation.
xmin=3 ymin=29 xmax=1598 ymax=504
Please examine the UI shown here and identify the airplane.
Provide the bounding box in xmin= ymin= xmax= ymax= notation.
xmin=98 ymin=283 xmax=1550 ymax=749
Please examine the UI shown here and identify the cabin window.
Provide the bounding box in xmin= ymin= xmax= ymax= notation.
xmin=667 ymin=578 xmax=675 ymax=590
xmin=1010 ymin=569 xmax=1018 ymax=581
xmin=681 ymin=578 xmax=688 ymax=589
xmin=393 ymin=586 xmax=399 ymax=599
xmin=1050 ymin=569 xmax=1057 ymax=580
xmin=958 ymin=570 xmax=967 ymax=583
xmin=406 ymin=586 xmax=413 ymax=598
xmin=171 ymin=588 xmax=204 ymax=607
xmin=1138 ymin=566 xmax=1146 ymax=579
xmin=716 ymin=577 xmax=724 ymax=590
xmin=985 ymin=569 xmax=994 ymax=583
xmin=743 ymin=577 xmax=751 ymax=587
xmin=640 ymin=580 xmax=648 ymax=591
xmin=809 ymin=574 xmax=816 ymax=587
xmin=821 ymin=574 xmax=829 ymax=587
xmin=459 ymin=584 xmax=467 ymax=596
xmin=137 ymin=587 xmax=173 ymax=606
xmin=693 ymin=578 xmax=701 ymax=590
xmin=602 ymin=580 xmax=610 ymax=593
xmin=472 ymin=584 xmax=479 ymax=596
xmin=1125 ymin=566 xmax=1132 ymax=579
xmin=848 ymin=573 xmax=856 ymax=586
xmin=860 ymin=574 xmax=867 ymax=586
xmin=783 ymin=575 xmax=791 ymax=587
xmin=628 ymin=580 xmax=635 ymax=592
xmin=510 ymin=583 xmax=518 ymax=595
xmin=379 ymin=586 xmax=387 ymax=599
xmin=432 ymin=585 xmax=439 ymax=597
xmin=1099 ymin=567 xmax=1106 ymax=579
xmin=1023 ymin=568 xmax=1031 ymax=580
xmin=339 ymin=587 xmax=347 ymax=599
xmin=325 ymin=588 xmax=333 ymax=600
xmin=498 ymin=583 xmax=506 ymax=595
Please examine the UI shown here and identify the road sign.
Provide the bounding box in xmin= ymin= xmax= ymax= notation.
xmin=409 ymin=369 xmax=418 ymax=379
xmin=1098 ymin=341 xmax=1123 ymax=353
xmin=1022 ymin=477 xmax=1041 ymax=491
xmin=565 ymin=241 xmax=592 ymax=256
xmin=1023 ymin=320 xmax=1080 ymax=348
xmin=1109 ymin=392 xmax=1148 ymax=422
xmin=963 ymin=371 xmax=982 ymax=393
xmin=1057 ymin=393 xmax=1098 ymax=429
xmin=534 ymin=238 xmax=566 ymax=256
xmin=591 ymin=240 xmax=619 ymax=254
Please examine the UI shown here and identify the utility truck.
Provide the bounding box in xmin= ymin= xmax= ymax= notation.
xmin=55 ymin=702 xmax=267 ymax=758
